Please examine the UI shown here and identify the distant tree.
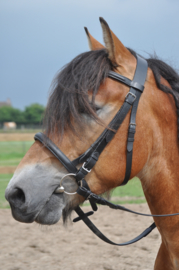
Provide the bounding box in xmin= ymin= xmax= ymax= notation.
xmin=0 ymin=106 xmax=24 ymax=124
xmin=24 ymin=103 xmax=45 ymax=124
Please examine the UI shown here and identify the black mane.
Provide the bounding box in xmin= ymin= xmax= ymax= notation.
xmin=129 ymin=48 xmax=179 ymax=139
xmin=44 ymin=49 xmax=113 ymax=138
xmin=148 ymin=58 xmax=179 ymax=139
xmin=44 ymin=48 xmax=179 ymax=139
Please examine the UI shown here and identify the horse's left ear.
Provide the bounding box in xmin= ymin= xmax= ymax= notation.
xmin=84 ymin=27 xmax=105 ymax=50
xmin=99 ymin=17 xmax=135 ymax=68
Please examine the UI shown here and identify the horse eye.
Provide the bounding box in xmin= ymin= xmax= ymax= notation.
xmin=89 ymin=102 xmax=101 ymax=113
xmin=95 ymin=105 xmax=101 ymax=112
xmin=78 ymin=107 xmax=86 ymax=114
xmin=78 ymin=104 xmax=101 ymax=114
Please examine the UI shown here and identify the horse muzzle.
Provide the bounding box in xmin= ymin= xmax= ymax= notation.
xmin=5 ymin=165 xmax=77 ymax=224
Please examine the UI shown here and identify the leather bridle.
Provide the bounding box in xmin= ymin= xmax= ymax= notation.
xmin=34 ymin=55 xmax=179 ymax=246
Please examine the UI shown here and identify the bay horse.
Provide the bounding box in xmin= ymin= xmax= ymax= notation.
xmin=5 ymin=18 xmax=179 ymax=269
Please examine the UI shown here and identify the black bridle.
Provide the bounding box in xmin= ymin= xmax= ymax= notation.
xmin=34 ymin=55 xmax=179 ymax=246
xmin=36 ymin=54 xmax=147 ymax=185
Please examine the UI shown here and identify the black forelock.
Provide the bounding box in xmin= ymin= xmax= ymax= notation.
xmin=43 ymin=49 xmax=113 ymax=138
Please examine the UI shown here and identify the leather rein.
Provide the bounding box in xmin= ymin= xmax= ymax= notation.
xmin=34 ymin=55 xmax=179 ymax=246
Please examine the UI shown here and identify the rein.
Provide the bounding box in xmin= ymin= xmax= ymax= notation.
xmin=35 ymin=54 xmax=173 ymax=245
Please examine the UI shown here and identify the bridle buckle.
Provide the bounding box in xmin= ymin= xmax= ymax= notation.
xmin=125 ymin=92 xmax=136 ymax=103
xmin=82 ymin=162 xmax=92 ymax=173
xmin=129 ymin=123 xmax=136 ymax=127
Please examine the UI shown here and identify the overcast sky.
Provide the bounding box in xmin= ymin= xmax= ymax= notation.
xmin=1 ymin=0 xmax=179 ymax=109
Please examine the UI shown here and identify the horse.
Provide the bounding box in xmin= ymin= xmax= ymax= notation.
xmin=5 ymin=17 xmax=179 ymax=269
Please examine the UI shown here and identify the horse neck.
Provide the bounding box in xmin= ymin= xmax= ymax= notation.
xmin=138 ymin=115 xmax=179 ymax=227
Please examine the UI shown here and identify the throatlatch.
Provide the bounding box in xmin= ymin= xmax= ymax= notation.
xmin=35 ymin=55 xmax=159 ymax=246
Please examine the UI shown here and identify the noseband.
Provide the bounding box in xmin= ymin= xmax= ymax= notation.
xmin=34 ymin=55 xmax=178 ymax=246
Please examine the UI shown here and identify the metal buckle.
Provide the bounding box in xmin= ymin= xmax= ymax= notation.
xmin=125 ymin=92 xmax=136 ymax=102
xmin=129 ymin=123 xmax=136 ymax=127
xmin=82 ymin=162 xmax=91 ymax=173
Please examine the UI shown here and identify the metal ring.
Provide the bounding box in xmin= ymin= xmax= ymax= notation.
xmin=56 ymin=173 xmax=77 ymax=195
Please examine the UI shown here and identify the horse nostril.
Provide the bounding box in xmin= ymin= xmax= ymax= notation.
xmin=9 ymin=188 xmax=26 ymax=207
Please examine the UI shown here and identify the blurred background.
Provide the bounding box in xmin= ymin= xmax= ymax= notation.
xmin=0 ymin=1 xmax=177 ymax=268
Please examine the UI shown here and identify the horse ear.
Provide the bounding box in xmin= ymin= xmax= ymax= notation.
xmin=99 ymin=17 xmax=133 ymax=66
xmin=84 ymin=27 xmax=105 ymax=50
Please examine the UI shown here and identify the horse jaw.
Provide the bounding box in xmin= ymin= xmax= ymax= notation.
xmin=5 ymin=163 xmax=79 ymax=225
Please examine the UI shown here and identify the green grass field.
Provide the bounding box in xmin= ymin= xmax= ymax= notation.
xmin=0 ymin=141 xmax=33 ymax=166
xmin=111 ymin=177 xmax=146 ymax=204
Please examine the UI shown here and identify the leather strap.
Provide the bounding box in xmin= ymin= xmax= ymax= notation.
xmin=34 ymin=133 xmax=78 ymax=174
xmin=75 ymin=93 xmax=136 ymax=181
xmin=77 ymin=185 xmax=179 ymax=217
xmin=108 ymin=71 xmax=145 ymax=92
xmin=75 ymin=206 xmax=156 ymax=246
xmin=122 ymin=55 xmax=148 ymax=185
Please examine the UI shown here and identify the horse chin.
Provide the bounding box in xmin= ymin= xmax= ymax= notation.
xmin=35 ymin=193 xmax=65 ymax=225
xmin=35 ymin=193 xmax=80 ymax=225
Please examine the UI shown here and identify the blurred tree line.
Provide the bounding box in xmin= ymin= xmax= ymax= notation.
xmin=0 ymin=103 xmax=45 ymax=125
